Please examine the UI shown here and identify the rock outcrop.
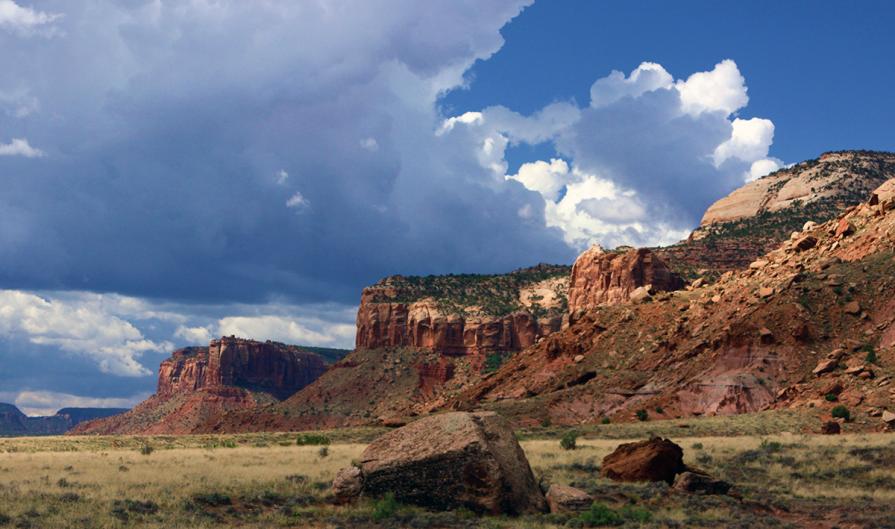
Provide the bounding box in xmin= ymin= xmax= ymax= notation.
xmin=356 ymin=265 xmax=569 ymax=356
xmin=71 ymin=337 xmax=332 ymax=435
xmin=657 ymin=150 xmax=895 ymax=276
xmin=158 ymin=337 xmax=327 ymax=400
xmin=335 ymin=411 xmax=547 ymax=515
xmin=568 ymin=246 xmax=684 ymax=313
xmin=600 ymin=437 xmax=686 ymax=484
xmin=698 ymin=151 xmax=895 ymax=227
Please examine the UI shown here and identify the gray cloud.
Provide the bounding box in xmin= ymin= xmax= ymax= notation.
xmin=0 ymin=0 xmax=573 ymax=307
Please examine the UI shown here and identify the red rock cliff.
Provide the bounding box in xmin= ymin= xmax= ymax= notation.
xmin=355 ymin=292 xmax=562 ymax=355
xmin=568 ymin=246 xmax=684 ymax=313
xmin=157 ymin=337 xmax=327 ymax=400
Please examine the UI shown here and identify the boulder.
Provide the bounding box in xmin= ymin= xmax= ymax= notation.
xmin=794 ymin=235 xmax=818 ymax=252
xmin=672 ymin=471 xmax=731 ymax=495
xmin=629 ymin=286 xmax=653 ymax=304
xmin=870 ymin=179 xmax=895 ymax=211
xmin=821 ymin=421 xmax=841 ymax=435
xmin=835 ymin=219 xmax=855 ymax=238
xmin=332 ymin=466 xmax=363 ymax=504
xmin=600 ymin=437 xmax=685 ymax=484
xmin=882 ymin=410 xmax=895 ymax=426
xmin=355 ymin=411 xmax=547 ymax=514
xmin=813 ymin=359 xmax=839 ymax=376
xmin=545 ymin=484 xmax=592 ymax=514
xmin=843 ymin=301 xmax=862 ymax=315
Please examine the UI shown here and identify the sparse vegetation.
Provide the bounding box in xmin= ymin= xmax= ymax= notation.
xmin=0 ymin=420 xmax=893 ymax=528
xmin=831 ymin=405 xmax=851 ymax=421
xmin=296 ymin=433 xmax=331 ymax=446
xmin=635 ymin=409 xmax=649 ymax=422
xmin=560 ymin=430 xmax=579 ymax=451
xmin=369 ymin=263 xmax=571 ymax=317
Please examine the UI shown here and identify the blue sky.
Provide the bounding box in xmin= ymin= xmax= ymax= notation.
xmin=444 ymin=0 xmax=895 ymax=169
xmin=0 ymin=0 xmax=892 ymax=414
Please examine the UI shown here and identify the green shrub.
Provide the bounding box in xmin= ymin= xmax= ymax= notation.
xmin=600 ymin=417 xmax=610 ymax=425
xmin=560 ymin=430 xmax=579 ymax=451
xmin=221 ymin=439 xmax=238 ymax=448
xmin=576 ymin=502 xmax=623 ymax=526
xmin=691 ymin=442 xmax=703 ymax=450
xmin=831 ymin=405 xmax=850 ymax=421
xmin=864 ymin=346 xmax=879 ymax=364
xmin=318 ymin=446 xmax=329 ymax=458
xmin=372 ymin=492 xmax=398 ymax=521
xmin=635 ymin=409 xmax=648 ymax=422
xmin=824 ymin=393 xmax=838 ymax=402
xmin=619 ymin=504 xmax=652 ymax=522
xmin=654 ymin=406 xmax=664 ymax=414
xmin=296 ymin=434 xmax=331 ymax=446
xmin=139 ymin=443 xmax=154 ymax=456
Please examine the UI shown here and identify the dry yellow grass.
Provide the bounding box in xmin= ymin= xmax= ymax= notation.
xmin=0 ymin=429 xmax=893 ymax=528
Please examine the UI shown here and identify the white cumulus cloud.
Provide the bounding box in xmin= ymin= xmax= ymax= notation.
xmin=0 ymin=290 xmax=171 ymax=376
xmin=217 ymin=315 xmax=355 ymax=347
xmin=0 ymin=0 xmax=61 ymax=36
xmin=0 ymin=138 xmax=43 ymax=158
xmin=676 ymin=59 xmax=748 ymax=116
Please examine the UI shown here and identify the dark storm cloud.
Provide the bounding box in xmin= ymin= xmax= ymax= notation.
xmin=0 ymin=0 xmax=573 ymax=306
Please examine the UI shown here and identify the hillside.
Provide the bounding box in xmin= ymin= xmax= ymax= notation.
xmin=454 ymin=177 xmax=895 ymax=430
xmin=656 ymin=150 xmax=895 ymax=278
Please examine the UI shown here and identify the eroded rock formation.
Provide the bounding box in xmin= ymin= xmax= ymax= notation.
xmin=158 ymin=337 xmax=327 ymax=400
xmin=568 ymin=246 xmax=684 ymax=313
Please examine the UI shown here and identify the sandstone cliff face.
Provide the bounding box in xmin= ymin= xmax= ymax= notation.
xmin=355 ymin=293 xmax=562 ymax=355
xmin=699 ymin=151 xmax=895 ymax=227
xmin=73 ymin=337 xmax=331 ymax=435
xmin=158 ymin=337 xmax=328 ymax=400
xmin=567 ymin=246 xmax=684 ymax=313
xmin=355 ymin=265 xmax=569 ymax=356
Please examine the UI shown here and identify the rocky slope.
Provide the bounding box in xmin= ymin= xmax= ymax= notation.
xmin=656 ymin=150 xmax=895 ymax=277
xmin=452 ymin=177 xmax=895 ymax=431
xmin=208 ymin=255 xmax=686 ymax=432
xmin=0 ymin=404 xmax=127 ymax=436
xmin=72 ymin=337 xmax=333 ymax=435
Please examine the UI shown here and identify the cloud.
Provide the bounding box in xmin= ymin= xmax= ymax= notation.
xmin=0 ymin=290 xmax=172 ymax=376
xmin=466 ymin=59 xmax=780 ymax=249
xmin=217 ymin=315 xmax=355 ymax=347
xmin=0 ymin=0 xmax=577 ymax=307
xmin=11 ymin=390 xmax=146 ymax=417
xmin=285 ymin=191 xmax=309 ymax=209
xmin=590 ymin=62 xmax=673 ymax=108
xmin=714 ymin=117 xmax=775 ymax=166
xmin=676 ymin=59 xmax=748 ymax=116
xmin=0 ymin=138 xmax=43 ymax=157
xmin=0 ymin=0 xmax=61 ymax=36
xmin=174 ymin=325 xmax=213 ymax=344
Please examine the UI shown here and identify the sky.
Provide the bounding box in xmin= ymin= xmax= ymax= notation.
xmin=1 ymin=0 xmax=893 ymax=415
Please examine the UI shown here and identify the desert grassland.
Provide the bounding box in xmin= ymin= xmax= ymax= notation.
xmin=0 ymin=419 xmax=893 ymax=528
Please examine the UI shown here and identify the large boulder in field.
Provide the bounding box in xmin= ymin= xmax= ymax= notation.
xmin=600 ymin=437 xmax=686 ymax=484
xmin=358 ymin=411 xmax=547 ymax=514
xmin=672 ymin=471 xmax=731 ymax=495
xmin=545 ymin=484 xmax=592 ymax=513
